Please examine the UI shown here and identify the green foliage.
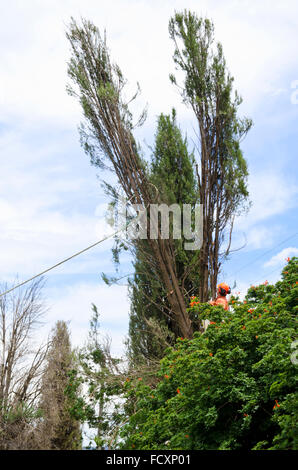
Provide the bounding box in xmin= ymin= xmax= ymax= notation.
xmin=39 ymin=321 xmax=82 ymax=450
xmin=65 ymin=307 xmax=125 ymax=449
xmin=120 ymin=258 xmax=298 ymax=450
xmin=2 ymin=402 xmax=42 ymax=424
xmin=169 ymin=11 xmax=252 ymax=300
xmin=169 ymin=10 xmax=252 ymax=211
xmin=66 ymin=17 xmax=146 ymax=171
xmin=150 ymin=109 xmax=197 ymax=206
xmin=127 ymin=110 xmax=200 ymax=363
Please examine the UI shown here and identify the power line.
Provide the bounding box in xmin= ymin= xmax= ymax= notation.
xmin=252 ymin=265 xmax=284 ymax=286
xmin=0 ymin=226 xmax=127 ymax=299
xmin=232 ymin=231 xmax=298 ymax=277
xmin=0 ymin=182 xmax=159 ymax=298
xmin=2 ymin=191 xmax=295 ymax=298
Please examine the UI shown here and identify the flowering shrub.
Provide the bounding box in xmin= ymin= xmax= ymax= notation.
xmin=120 ymin=258 xmax=297 ymax=450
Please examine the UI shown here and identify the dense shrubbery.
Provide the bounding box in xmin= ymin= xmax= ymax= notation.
xmin=119 ymin=258 xmax=298 ymax=450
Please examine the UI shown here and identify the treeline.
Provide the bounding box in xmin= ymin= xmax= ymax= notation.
xmin=118 ymin=257 xmax=298 ymax=450
xmin=1 ymin=258 xmax=296 ymax=450
xmin=66 ymin=9 xmax=251 ymax=353
xmin=0 ymin=279 xmax=81 ymax=449
xmin=1 ymin=10 xmax=296 ymax=450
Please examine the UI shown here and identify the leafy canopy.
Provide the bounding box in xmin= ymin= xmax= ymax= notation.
xmin=120 ymin=258 xmax=298 ymax=450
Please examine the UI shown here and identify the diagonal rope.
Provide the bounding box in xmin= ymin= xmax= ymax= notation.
xmin=232 ymin=232 xmax=298 ymax=277
xmin=0 ymin=182 xmax=159 ymax=299
xmin=0 ymin=224 xmax=127 ymax=299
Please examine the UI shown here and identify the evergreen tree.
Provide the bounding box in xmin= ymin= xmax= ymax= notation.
xmin=38 ymin=321 xmax=81 ymax=450
xmin=127 ymin=110 xmax=200 ymax=363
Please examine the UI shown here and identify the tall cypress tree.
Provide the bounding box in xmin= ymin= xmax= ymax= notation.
xmin=38 ymin=321 xmax=81 ymax=450
xmin=127 ymin=110 xmax=200 ymax=363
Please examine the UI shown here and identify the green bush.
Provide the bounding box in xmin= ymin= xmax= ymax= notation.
xmin=120 ymin=258 xmax=298 ymax=450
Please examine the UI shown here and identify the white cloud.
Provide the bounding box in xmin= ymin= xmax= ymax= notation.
xmin=0 ymin=122 xmax=119 ymax=279
xmin=264 ymin=247 xmax=298 ymax=267
xmin=245 ymin=227 xmax=277 ymax=251
xmin=230 ymin=170 xmax=298 ymax=251
xmin=44 ymin=282 xmax=130 ymax=357
xmin=0 ymin=192 xmax=116 ymax=277
xmin=240 ymin=172 xmax=298 ymax=227
xmin=1 ymin=0 xmax=298 ymax=127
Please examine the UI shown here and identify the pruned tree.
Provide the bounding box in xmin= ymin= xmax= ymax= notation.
xmin=0 ymin=278 xmax=48 ymax=450
xmin=169 ymin=11 xmax=252 ymax=301
xmin=66 ymin=19 xmax=194 ymax=339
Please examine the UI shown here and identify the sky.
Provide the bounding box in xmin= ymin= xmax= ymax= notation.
xmin=0 ymin=0 xmax=297 ymax=356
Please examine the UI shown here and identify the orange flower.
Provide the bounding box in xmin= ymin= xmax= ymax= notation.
xmin=242 ymin=325 xmax=246 ymax=330
xmin=177 ymin=388 xmax=181 ymax=394
xmin=209 ymin=321 xmax=216 ymax=325
xmin=275 ymin=400 xmax=280 ymax=408
xmin=286 ymin=257 xmax=290 ymax=262
xmin=164 ymin=374 xmax=170 ymax=379
xmin=209 ymin=353 xmax=213 ymax=357
xmin=185 ymin=434 xmax=189 ymax=438
xmin=138 ymin=377 xmax=142 ymax=381
xmin=243 ymin=413 xmax=248 ymax=417
xmin=255 ymin=335 xmax=258 ymax=339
